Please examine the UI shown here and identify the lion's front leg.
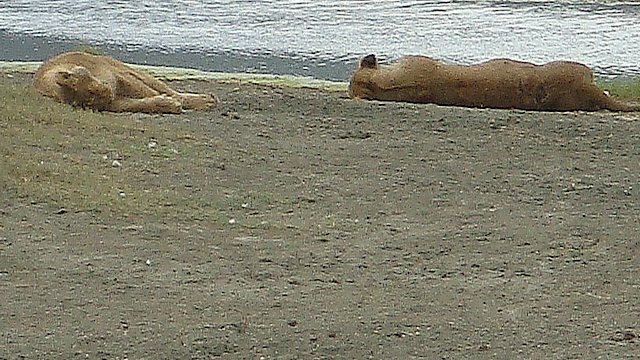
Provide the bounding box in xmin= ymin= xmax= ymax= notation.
xmin=175 ymin=93 xmax=219 ymax=110
xmin=109 ymin=95 xmax=182 ymax=114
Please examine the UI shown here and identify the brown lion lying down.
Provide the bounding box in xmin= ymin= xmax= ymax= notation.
xmin=349 ymin=54 xmax=640 ymax=112
xmin=34 ymin=51 xmax=218 ymax=114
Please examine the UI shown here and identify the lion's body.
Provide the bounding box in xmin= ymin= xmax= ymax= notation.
xmin=349 ymin=54 xmax=640 ymax=112
xmin=34 ymin=52 xmax=217 ymax=113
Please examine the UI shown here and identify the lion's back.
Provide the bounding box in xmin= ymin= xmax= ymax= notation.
xmin=37 ymin=52 xmax=129 ymax=74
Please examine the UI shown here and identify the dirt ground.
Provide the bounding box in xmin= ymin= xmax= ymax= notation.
xmin=1 ymin=72 xmax=639 ymax=359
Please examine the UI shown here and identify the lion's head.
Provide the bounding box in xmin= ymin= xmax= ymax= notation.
xmin=55 ymin=66 xmax=114 ymax=110
xmin=348 ymin=54 xmax=379 ymax=99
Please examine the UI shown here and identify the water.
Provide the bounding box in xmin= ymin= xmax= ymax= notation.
xmin=1 ymin=0 xmax=640 ymax=81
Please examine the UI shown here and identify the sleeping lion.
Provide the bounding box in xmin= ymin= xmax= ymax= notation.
xmin=349 ymin=54 xmax=640 ymax=112
xmin=34 ymin=51 xmax=217 ymax=114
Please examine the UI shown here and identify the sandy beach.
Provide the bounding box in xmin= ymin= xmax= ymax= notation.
xmin=1 ymin=71 xmax=639 ymax=359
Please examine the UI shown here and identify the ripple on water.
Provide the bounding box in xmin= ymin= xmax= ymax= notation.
xmin=0 ymin=0 xmax=639 ymax=78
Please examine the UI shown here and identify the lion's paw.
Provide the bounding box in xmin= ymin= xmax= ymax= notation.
xmin=153 ymin=95 xmax=183 ymax=114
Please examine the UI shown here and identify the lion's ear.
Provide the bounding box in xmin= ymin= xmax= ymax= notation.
xmin=360 ymin=54 xmax=378 ymax=69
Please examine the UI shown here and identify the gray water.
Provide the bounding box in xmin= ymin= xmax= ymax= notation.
xmin=1 ymin=0 xmax=640 ymax=80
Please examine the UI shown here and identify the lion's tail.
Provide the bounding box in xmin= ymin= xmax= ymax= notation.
xmin=604 ymin=98 xmax=640 ymax=112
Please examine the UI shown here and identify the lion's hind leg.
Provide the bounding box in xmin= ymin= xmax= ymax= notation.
xmin=129 ymin=73 xmax=218 ymax=110
xmin=112 ymin=64 xmax=217 ymax=111
xmin=122 ymin=68 xmax=182 ymax=97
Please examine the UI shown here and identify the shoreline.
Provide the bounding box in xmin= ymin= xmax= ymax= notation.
xmin=0 ymin=60 xmax=349 ymax=91
xmin=0 ymin=30 xmax=355 ymax=81
xmin=4 ymin=58 xmax=640 ymax=101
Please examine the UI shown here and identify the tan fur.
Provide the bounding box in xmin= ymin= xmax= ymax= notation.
xmin=349 ymin=54 xmax=640 ymax=112
xmin=34 ymin=52 xmax=218 ymax=113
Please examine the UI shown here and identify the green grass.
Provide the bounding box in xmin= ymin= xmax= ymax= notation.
xmin=0 ymin=79 xmax=290 ymax=228
xmin=0 ymin=81 xmax=222 ymax=222
xmin=1 ymin=83 xmax=130 ymax=210
xmin=596 ymin=77 xmax=640 ymax=102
